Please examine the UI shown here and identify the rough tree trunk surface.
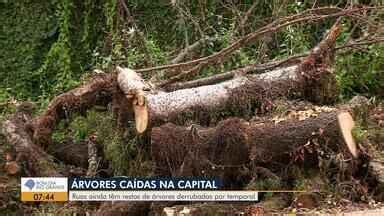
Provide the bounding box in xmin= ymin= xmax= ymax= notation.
xmin=164 ymin=57 xmax=303 ymax=91
xmin=146 ymin=69 xmax=296 ymax=123
xmin=249 ymin=112 xmax=357 ymax=162
xmin=151 ymin=111 xmax=357 ymax=186
xmin=1 ymin=109 xmax=60 ymax=176
xmin=119 ymin=22 xmax=341 ymax=125
xmin=50 ymin=140 xmax=89 ymax=168
xmin=120 ymin=60 xmax=338 ymax=126
xmin=30 ymin=73 xmax=116 ymax=146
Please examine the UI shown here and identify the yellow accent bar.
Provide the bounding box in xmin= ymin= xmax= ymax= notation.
xmin=21 ymin=192 xmax=68 ymax=202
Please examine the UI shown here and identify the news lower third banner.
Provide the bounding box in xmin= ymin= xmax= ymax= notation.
xmin=21 ymin=177 xmax=259 ymax=202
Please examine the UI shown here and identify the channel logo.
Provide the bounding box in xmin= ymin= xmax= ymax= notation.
xmin=24 ymin=179 xmax=35 ymax=190
xmin=21 ymin=177 xmax=68 ymax=202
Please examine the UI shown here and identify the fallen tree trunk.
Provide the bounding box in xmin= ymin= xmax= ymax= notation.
xmin=119 ymin=21 xmax=341 ymax=130
xmin=249 ymin=111 xmax=357 ymax=161
xmin=29 ymin=21 xmax=340 ymax=144
xmin=146 ymin=66 xmax=299 ymax=123
xmin=151 ymin=111 xmax=358 ymax=186
xmin=164 ymin=55 xmax=304 ymax=91
xmin=1 ymin=105 xmax=61 ymax=176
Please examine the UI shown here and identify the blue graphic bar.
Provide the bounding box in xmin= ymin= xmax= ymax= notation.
xmin=69 ymin=177 xmax=222 ymax=190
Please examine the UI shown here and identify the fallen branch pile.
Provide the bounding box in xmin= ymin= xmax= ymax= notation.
xmin=1 ymin=5 xmax=384 ymax=215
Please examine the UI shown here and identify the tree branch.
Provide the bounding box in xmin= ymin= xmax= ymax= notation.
xmin=136 ymin=6 xmax=380 ymax=75
xmin=169 ymin=37 xmax=214 ymax=64
xmin=165 ymin=35 xmax=384 ymax=91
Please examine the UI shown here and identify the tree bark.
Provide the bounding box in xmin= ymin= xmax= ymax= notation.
xmin=50 ymin=140 xmax=89 ymax=168
xmin=118 ymin=21 xmax=341 ymax=127
xmin=30 ymin=73 xmax=116 ymax=146
xmin=151 ymin=111 xmax=357 ymax=186
xmin=1 ymin=108 xmax=61 ymax=176
xmin=164 ymin=55 xmax=304 ymax=91
xmin=146 ymin=66 xmax=298 ymax=123
xmin=142 ymin=60 xmax=338 ymax=125
xmin=370 ymin=160 xmax=384 ymax=185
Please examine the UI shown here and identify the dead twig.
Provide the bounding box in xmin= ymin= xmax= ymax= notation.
xmin=336 ymin=37 xmax=384 ymax=50
xmin=170 ymin=37 xmax=214 ymax=64
xmin=142 ymin=6 xmax=382 ymax=87
xmin=164 ymin=35 xmax=384 ymax=91
xmin=230 ymin=1 xmax=259 ymax=39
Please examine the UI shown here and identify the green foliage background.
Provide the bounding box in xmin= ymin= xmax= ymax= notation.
xmin=1 ymin=0 xmax=383 ymax=106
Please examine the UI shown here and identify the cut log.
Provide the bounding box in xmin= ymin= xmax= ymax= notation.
xmin=1 ymin=107 xmax=61 ymax=176
xmin=121 ymin=61 xmax=336 ymax=126
xmin=29 ymin=22 xmax=341 ymax=144
xmin=151 ymin=111 xmax=358 ymax=186
xmin=117 ymin=66 xmax=149 ymax=133
xmin=118 ymin=22 xmax=341 ymax=127
xmin=338 ymin=112 xmax=358 ymax=158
